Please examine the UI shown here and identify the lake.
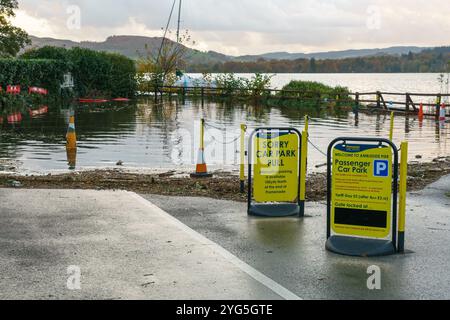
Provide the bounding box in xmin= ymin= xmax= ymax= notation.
xmin=0 ymin=73 xmax=449 ymax=174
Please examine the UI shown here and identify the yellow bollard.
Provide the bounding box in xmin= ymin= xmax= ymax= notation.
xmin=201 ymin=118 xmax=205 ymax=150
xmin=240 ymin=124 xmax=247 ymax=193
xmin=299 ymin=115 xmax=309 ymax=217
xmin=389 ymin=111 xmax=394 ymax=141
xmin=398 ymin=141 xmax=408 ymax=253
xmin=66 ymin=111 xmax=77 ymax=170
xmin=304 ymin=114 xmax=309 ymax=133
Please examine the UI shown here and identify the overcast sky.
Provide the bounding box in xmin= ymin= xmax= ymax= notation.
xmin=12 ymin=0 xmax=450 ymax=56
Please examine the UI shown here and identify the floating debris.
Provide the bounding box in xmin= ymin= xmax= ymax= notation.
xmin=8 ymin=180 xmax=22 ymax=188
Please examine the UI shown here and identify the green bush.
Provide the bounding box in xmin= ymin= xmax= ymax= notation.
xmin=211 ymin=73 xmax=273 ymax=99
xmin=20 ymin=46 xmax=137 ymax=98
xmin=277 ymin=80 xmax=351 ymax=100
xmin=214 ymin=73 xmax=247 ymax=95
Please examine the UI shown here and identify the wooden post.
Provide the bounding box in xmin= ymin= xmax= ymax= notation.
xmin=405 ymin=93 xmax=410 ymax=113
xmin=436 ymin=94 xmax=442 ymax=119
xmin=354 ymin=92 xmax=360 ymax=116
xmin=378 ymin=93 xmax=387 ymax=110
xmin=408 ymin=95 xmax=417 ymax=112
xmin=376 ymin=91 xmax=381 ymax=109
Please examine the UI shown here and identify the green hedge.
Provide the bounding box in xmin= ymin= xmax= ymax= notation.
xmin=0 ymin=58 xmax=68 ymax=94
xmin=19 ymin=46 xmax=137 ymax=98
xmin=66 ymin=47 xmax=136 ymax=98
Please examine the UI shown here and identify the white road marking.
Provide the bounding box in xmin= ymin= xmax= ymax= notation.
xmin=129 ymin=192 xmax=302 ymax=300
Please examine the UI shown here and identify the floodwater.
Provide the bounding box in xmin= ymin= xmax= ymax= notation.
xmin=0 ymin=96 xmax=448 ymax=174
xmin=191 ymin=73 xmax=450 ymax=105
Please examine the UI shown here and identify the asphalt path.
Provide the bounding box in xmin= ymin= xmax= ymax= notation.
xmin=145 ymin=175 xmax=450 ymax=299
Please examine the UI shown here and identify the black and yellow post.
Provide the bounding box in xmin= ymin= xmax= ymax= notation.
xmin=398 ymin=141 xmax=408 ymax=253
xmin=66 ymin=110 xmax=77 ymax=170
xmin=389 ymin=111 xmax=395 ymax=141
xmin=299 ymin=116 xmax=309 ymax=217
xmin=240 ymin=124 xmax=247 ymax=193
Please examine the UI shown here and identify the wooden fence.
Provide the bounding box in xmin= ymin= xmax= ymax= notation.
xmin=146 ymin=85 xmax=450 ymax=118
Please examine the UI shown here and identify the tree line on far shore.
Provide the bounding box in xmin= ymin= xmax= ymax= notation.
xmin=185 ymin=47 xmax=450 ymax=74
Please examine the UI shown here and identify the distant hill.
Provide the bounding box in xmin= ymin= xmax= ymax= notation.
xmin=237 ymin=47 xmax=429 ymax=61
xmin=26 ymin=35 xmax=233 ymax=65
xmin=26 ymin=35 xmax=431 ymax=65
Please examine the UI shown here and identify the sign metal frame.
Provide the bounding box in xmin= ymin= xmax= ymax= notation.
xmin=247 ymin=127 xmax=303 ymax=217
xmin=326 ymin=137 xmax=399 ymax=257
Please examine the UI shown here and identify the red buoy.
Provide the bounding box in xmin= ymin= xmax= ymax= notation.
xmin=111 ymin=97 xmax=130 ymax=102
xmin=78 ymin=98 xmax=109 ymax=103
xmin=7 ymin=112 xmax=22 ymax=124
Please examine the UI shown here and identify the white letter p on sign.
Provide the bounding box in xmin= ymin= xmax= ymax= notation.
xmin=376 ymin=162 xmax=386 ymax=175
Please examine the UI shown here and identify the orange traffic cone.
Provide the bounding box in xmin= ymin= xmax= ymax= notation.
xmin=418 ymin=103 xmax=424 ymax=120
xmin=66 ymin=111 xmax=77 ymax=170
xmin=191 ymin=119 xmax=213 ymax=178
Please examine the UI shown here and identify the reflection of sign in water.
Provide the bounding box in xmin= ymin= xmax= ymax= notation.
xmin=331 ymin=144 xmax=392 ymax=239
xmin=253 ymin=131 xmax=299 ymax=203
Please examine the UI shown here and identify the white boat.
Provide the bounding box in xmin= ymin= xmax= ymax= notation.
xmin=173 ymin=74 xmax=217 ymax=88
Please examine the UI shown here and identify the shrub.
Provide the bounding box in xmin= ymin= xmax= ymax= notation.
xmin=277 ymin=80 xmax=351 ymax=100
xmin=20 ymin=46 xmax=137 ymax=98
xmin=269 ymin=80 xmax=353 ymax=110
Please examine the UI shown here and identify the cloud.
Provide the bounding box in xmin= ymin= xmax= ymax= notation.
xmin=12 ymin=0 xmax=450 ymax=55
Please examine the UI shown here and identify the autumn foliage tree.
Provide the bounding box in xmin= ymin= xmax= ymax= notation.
xmin=137 ymin=30 xmax=194 ymax=91
xmin=185 ymin=47 xmax=450 ymax=74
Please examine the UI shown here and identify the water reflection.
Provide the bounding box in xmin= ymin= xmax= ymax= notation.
xmin=66 ymin=110 xmax=77 ymax=170
xmin=405 ymin=114 xmax=410 ymax=134
xmin=0 ymin=97 xmax=449 ymax=173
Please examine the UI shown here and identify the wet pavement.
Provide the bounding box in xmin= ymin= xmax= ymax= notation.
xmin=144 ymin=174 xmax=450 ymax=299
xmin=0 ymin=189 xmax=285 ymax=300
xmin=1 ymin=175 xmax=449 ymax=299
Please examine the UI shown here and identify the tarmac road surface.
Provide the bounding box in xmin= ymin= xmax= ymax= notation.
xmin=1 ymin=174 xmax=449 ymax=299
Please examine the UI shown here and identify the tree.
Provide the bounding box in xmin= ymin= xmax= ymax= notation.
xmin=0 ymin=0 xmax=30 ymax=57
xmin=309 ymin=58 xmax=317 ymax=73
xmin=137 ymin=30 xmax=194 ymax=91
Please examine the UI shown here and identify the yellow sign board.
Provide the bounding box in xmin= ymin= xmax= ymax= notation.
xmin=253 ymin=131 xmax=299 ymax=203
xmin=331 ymin=144 xmax=392 ymax=239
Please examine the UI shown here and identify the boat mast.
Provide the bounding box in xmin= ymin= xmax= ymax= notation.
xmin=157 ymin=0 xmax=177 ymax=63
xmin=176 ymin=0 xmax=182 ymax=43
